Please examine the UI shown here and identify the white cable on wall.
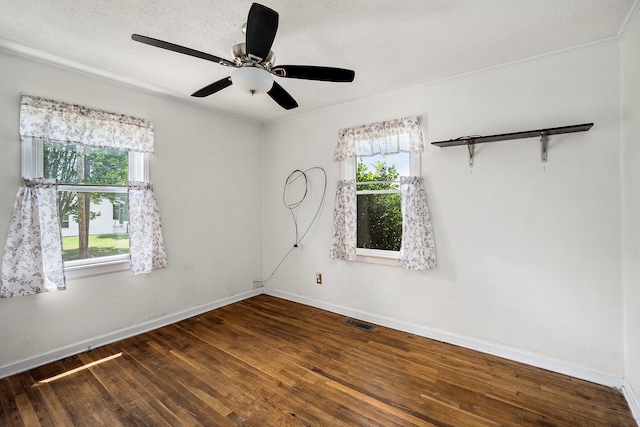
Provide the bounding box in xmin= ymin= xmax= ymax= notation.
xmin=254 ymin=167 xmax=327 ymax=286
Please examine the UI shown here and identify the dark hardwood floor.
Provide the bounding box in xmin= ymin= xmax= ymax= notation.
xmin=0 ymin=294 xmax=636 ymax=426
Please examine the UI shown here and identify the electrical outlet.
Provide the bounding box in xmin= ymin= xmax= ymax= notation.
xmin=316 ymin=273 xmax=322 ymax=284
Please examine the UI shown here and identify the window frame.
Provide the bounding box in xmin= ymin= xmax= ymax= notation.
xmin=343 ymin=152 xmax=421 ymax=265
xmin=61 ymin=213 xmax=70 ymax=229
xmin=21 ymin=139 xmax=148 ymax=278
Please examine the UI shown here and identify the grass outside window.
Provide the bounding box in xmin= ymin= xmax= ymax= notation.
xmin=62 ymin=234 xmax=129 ymax=261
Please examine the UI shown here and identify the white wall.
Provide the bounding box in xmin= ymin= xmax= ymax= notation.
xmin=622 ymin=5 xmax=640 ymax=409
xmin=263 ymin=41 xmax=624 ymax=376
xmin=0 ymin=50 xmax=263 ymax=369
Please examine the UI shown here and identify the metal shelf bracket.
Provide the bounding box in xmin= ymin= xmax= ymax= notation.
xmin=540 ymin=131 xmax=548 ymax=163
xmin=467 ymin=141 xmax=475 ymax=168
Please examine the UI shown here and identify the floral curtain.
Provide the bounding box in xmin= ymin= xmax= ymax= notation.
xmin=128 ymin=181 xmax=167 ymax=275
xmin=399 ymin=176 xmax=436 ymax=270
xmin=329 ymin=180 xmax=357 ymax=261
xmin=19 ymin=94 xmax=154 ymax=153
xmin=334 ymin=116 xmax=424 ymax=161
xmin=1 ymin=178 xmax=65 ymax=298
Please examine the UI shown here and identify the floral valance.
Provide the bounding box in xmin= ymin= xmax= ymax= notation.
xmin=19 ymin=94 xmax=154 ymax=153
xmin=334 ymin=116 xmax=424 ymax=161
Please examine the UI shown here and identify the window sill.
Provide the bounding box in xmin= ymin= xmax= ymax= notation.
xmin=65 ymin=256 xmax=130 ymax=279
xmin=356 ymin=249 xmax=400 ymax=267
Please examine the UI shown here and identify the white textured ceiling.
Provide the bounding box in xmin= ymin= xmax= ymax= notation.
xmin=0 ymin=0 xmax=636 ymax=123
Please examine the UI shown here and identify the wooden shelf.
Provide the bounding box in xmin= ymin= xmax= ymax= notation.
xmin=431 ymin=123 xmax=593 ymax=166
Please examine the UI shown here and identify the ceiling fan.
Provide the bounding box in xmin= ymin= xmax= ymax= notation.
xmin=132 ymin=3 xmax=355 ymax=110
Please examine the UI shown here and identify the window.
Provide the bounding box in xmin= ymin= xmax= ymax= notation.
xmin=356 ymin=152 xmax=410 ymax=252
xmin=61 ymin=214 xmax=70 ymax=229
xmin=348 ymin=152 xmax=419 ymax=261
xmin=331 ymin=116 xmax=436 ymax=270
xmin=44 ymin=141 xmax=129 ymax=263
xmin=22 ymin=138 xmax=148 ymax=273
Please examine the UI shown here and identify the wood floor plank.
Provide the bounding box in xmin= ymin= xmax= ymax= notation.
xmin=76 ymin=351 xmax=172 ymax=427
xmin=35 ymin=382 xmax=79 ymax=427
xmin=120 ymin=336 xmax=225 ymax=426
xmin=0 ymin=294 xmax=635 ymax=426
xmin=0 ymin=378 xmax=24 ymax=427
xmin=8 ymin=373 xmax=59 ymax=427
xmin=89 ymin=344 xmax=194 ymax=427
xmin=14 ymin=393 xmax=41 ymax=427
xmin=50 ymin=357 xmax=121 ymax=426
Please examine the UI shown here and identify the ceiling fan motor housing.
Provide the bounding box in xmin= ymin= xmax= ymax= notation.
xmin=231 ymin=43 xmax=275 ymax=68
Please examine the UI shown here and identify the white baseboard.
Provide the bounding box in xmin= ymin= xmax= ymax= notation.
xmin=264 ymin=288 xmax=626 ymax=389
xmin=623 ymin=378 xmax=640 ymax=424
xmin=0 ymin=288 xmax=263 ymax=380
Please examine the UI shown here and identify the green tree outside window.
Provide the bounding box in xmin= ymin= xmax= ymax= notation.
xmin=356 ymin=158 xmax=402 ymax=251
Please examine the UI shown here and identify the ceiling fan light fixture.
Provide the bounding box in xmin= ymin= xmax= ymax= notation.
xmin=231 ymin=66 xmax=273 ymax=95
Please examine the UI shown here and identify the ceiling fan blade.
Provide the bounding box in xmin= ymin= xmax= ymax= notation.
xmin=132 ymin=34 xmax=234 ymax=67
xmin=245 ymin=3 xmax=279 ymax=62
xmin=272 ymin=65 xmax=355 ymax=82
xmin=268 ymin=82 xmax=298 ymax=110
xmin=191 ymin=77 xmax=233 ymax=97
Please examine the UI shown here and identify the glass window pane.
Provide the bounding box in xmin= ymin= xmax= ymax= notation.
xmin=356 ymin=152 xmax=407 ymax=252
xmin=357 ymin=193 xmax=402 ymax=251
xmin=44 ymin=141 xmax=128 ymax=185
xmin=59 ymin=191 xmax=129 ymax=261
xmin=356 ymin=152 xmax=409 ymax=186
